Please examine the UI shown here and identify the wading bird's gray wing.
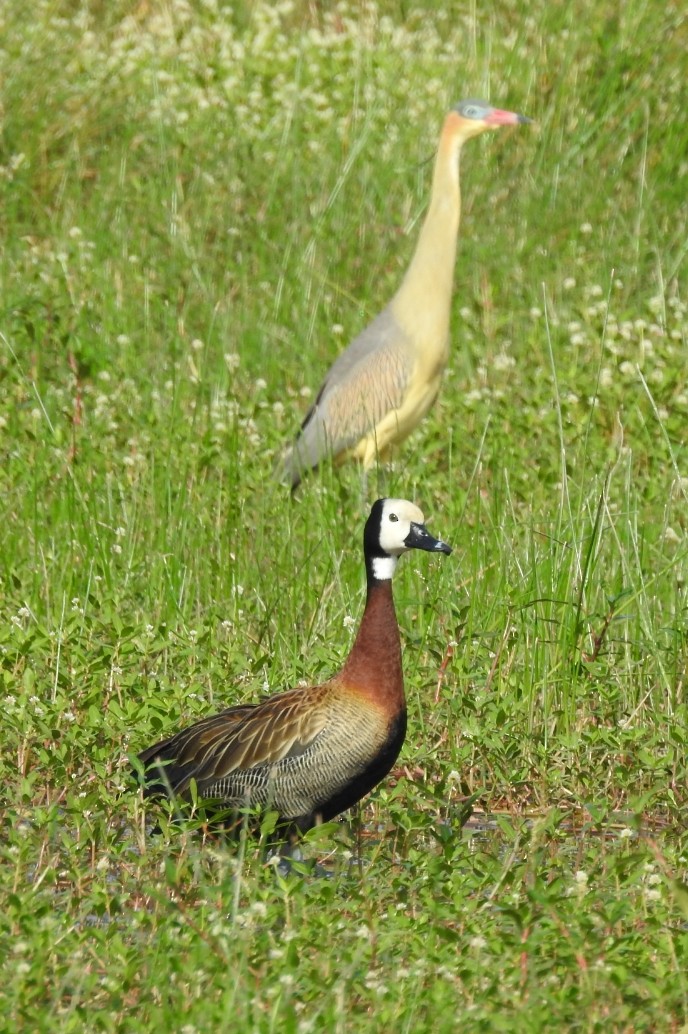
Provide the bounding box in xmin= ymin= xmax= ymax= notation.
xmin=282 ymin=307 xmax=413 ymax=486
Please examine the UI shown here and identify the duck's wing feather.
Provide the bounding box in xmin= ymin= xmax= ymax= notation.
xmin=138 ymin=685 xmax=331 ymax=796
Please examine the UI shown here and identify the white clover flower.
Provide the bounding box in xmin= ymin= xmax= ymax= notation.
xmin=492 ymin=354 xmax=515 ymax=371
xmin=563 ymin=277 xmax=576 ymax=290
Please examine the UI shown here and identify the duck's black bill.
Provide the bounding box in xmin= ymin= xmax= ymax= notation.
xmin=405 ymin=522 xmax=453 ymax=555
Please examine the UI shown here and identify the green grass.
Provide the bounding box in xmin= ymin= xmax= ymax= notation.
xmin=1 ymin=0 xmax=687 ymax=1029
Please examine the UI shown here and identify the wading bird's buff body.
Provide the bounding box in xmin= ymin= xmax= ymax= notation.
xmin=279 ymin=100 xmax=531 ymax=489
xmin=137 ymin=499 xmax=452 ymax=834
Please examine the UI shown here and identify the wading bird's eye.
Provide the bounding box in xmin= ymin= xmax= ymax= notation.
xmin=389 ymin=513 xmax=398 ymax=522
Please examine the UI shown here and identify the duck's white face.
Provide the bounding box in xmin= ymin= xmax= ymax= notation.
xmin=368 ymin=498 xmax=452 ymax=582
xmin=378 ymin=499 xmax=426 ymax=557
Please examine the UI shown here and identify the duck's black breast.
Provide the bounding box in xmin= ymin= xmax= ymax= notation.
xmin=313 ymin=708 xmax=407 ymax=824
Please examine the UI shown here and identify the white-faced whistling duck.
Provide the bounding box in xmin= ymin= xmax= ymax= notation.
xmin=136 ymin=498 xmax=451 ymax=841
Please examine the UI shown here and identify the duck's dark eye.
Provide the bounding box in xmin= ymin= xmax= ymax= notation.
xmin=389 ymin=513 xmax=399 ymax=523
xmin=464 ymin=105 xmax=480 ymax=118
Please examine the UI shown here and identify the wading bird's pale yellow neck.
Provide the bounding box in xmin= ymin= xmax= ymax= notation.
xmin=391 ymin=112 xmax=464 ymax=342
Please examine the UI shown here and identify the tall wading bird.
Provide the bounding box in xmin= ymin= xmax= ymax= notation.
xmin=135 ymin=499 xmax=452 ymax=845
xmin=278 ymin=99 xmax=532 ymax=490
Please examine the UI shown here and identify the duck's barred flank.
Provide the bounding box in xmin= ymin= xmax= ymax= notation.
xmin=136 ymin=499 xmax=451 ymax=840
